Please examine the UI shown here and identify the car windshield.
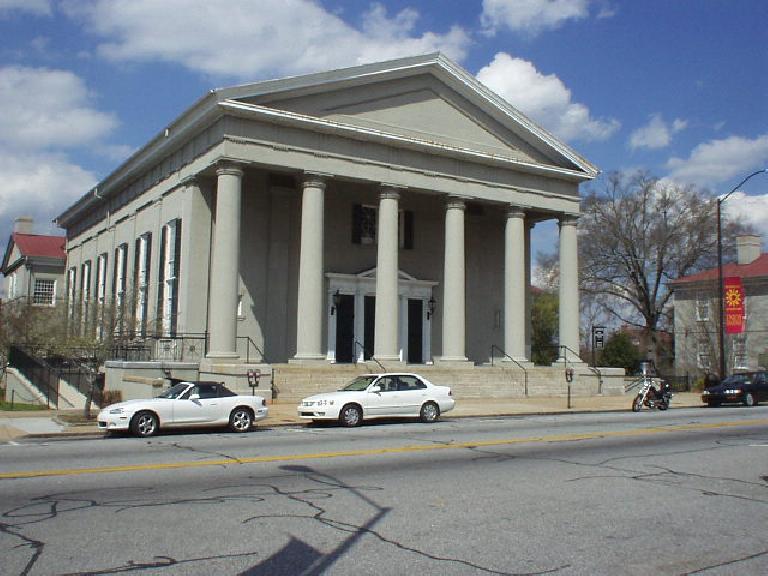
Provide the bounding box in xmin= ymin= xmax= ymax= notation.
xmin=721 ymin=374 xmax=748 ymax=386
xmin=340 ymin=376 xmax=378 ymax=391
xmin=157 ymin=383 xmax=190 ymax=399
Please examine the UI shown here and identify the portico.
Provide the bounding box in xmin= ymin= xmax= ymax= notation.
xmin=56 ymin=53 xmax=597 ymax=392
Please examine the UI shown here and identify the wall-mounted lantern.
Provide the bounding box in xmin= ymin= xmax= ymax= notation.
xmin=331 ymin=289 xmax=341 ymax=315
xmin=427 ymin=296 xmax=436 ymax=320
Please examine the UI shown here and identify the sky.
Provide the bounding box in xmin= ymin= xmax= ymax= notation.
xmin=1 ymin=0 xmax=767 ymax=282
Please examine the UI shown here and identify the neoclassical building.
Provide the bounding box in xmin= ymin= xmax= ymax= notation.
xmin=56 ymin=54 xmax=597 ymax=391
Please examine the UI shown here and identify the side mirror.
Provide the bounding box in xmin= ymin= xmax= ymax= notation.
xmin=369 ymin=385 xmax=381 ymax=393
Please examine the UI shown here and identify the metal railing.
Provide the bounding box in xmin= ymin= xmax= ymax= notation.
xmin=354 ymin=340 xmax=385 ymax=372
xmin=7 ymin=345 xmax=60 ymax=408
xmin=556 ymin=344 xmax=603 ymax=395
xmin=490 ymin=344 xmax=528 ymax=397
xmin=236 ymin=335 xmax=265 ymax=364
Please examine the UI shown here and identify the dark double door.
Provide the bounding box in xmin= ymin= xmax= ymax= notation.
xmin=335 ymin=296 xmax=424 ymax=364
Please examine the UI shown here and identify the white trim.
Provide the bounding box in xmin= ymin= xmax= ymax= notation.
xmin=326 ymin=268 xmax=436 ymax=363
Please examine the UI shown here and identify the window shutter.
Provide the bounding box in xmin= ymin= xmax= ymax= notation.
xmin=404 ymin=210 xmax=414 ymax=250
xmin=352 ymin=204 xmax=362 ymax=244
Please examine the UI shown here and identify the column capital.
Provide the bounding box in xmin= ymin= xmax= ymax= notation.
xmin=506 ymin=206 xmax=526 ymax=219
xmin=302 ymin=172 xmax=330 ymax=190
xmin=180 ymin=174 xmax=202 ymax=188
xmin=446 ymin=196 xmax=466 ymax=211
xmin=380 ymin=183 xmax=405 ymax=200
xmin=559 ymin=213 xmax=579 ymax=227
xmin=216 ymin=161 xmax=245 ymax=178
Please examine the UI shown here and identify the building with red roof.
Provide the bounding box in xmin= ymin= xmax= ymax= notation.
xmin=670 ymin=235 xmax=768 ymax=377
xmin=1 ymin=217 xmax=66 ymax=306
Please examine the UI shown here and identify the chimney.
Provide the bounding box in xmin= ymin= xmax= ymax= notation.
xmin=13 ymin=216 xmax=33 ymax=235
xmin=736 ymin=235 xmax=761 ymax=265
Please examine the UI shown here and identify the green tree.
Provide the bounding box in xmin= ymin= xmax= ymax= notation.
xmin=531 ymin=290 xmax=559 ymax=365
xmin=600 ymin=331 xmax=641 ymax=372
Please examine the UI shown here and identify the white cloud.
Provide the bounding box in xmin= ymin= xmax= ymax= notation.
xmin=476 ymin=52 xmax=620 ymax=142
xmin=666 ymin=134 xmax=768 ymax=186
xmin=481 ymin=0 xmax=590 ymax=36
xmin=722 ymin=191 xmax=768 ymax=235
xmin=0 ymin=0 xmax=51 ymax=16
xmin=0 ymin=66 xmax=118 ymax=149
xmin=64 ymin=0 xmax=470 ymax=79
xmin=0 ymin=149 xmax=97 ymax=234
xmin=629 ymin=114 xmax=687 ymax=150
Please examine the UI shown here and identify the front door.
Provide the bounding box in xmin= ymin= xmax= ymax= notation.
xmin=335 ymin=295 xmax=355 ymax=363
xmin=407 ymin=299 xmax=423 ymax=363
xmin=363 ymin=295 xmax=375 ymax=360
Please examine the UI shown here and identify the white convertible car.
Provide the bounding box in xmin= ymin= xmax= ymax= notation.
xmin=98 ymin=381 xmax=268 ymax=437
xmin=298 ymin=373 xmax=455 ymax=427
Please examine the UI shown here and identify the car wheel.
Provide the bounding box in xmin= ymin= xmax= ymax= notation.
xmin=743 ymin=392 xmax=755 ymax=407
xmin=130 ymin=411 xmax=158 ymax=437
xmin=339 ymin=404 xmax=362 ymax=427
xmin=420 ymin=401 xmax=440 ymax=423
xmin=229 ymin=407 xmax=253 ymax=432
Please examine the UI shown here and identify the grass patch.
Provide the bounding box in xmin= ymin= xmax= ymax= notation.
xmin=0 ymin=399 xmax=49 ymax=411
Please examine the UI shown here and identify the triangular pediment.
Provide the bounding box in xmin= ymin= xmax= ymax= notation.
xmin=221 ymin=54 xmax=596 ymax=176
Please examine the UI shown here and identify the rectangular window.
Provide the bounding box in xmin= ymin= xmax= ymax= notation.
xmin=134 ymin=233 xmax=152 ymax=337
xmin=67 ymin=267 xmax=77 ymax=321
xmin=696 ymin=292 xmax=710 ymax=322
xmin=113 ymin=243 xmax=128 ymax=335
xmin=733 ymin=334 xmax=748 ymax=370
xmin=158 ymin=219 xmax=181 ymax=336
xmin=80 ymin=260 xmax=92 ymax=329
xmin=351 ymin=204 xmax=413 ymax=249
xmin=33 ymin=279 xmax=56 ymax=306
xmin=95 ymin=253 xmax=108 ymax=340
xmin=697 ymin=335 xmax=711 ymax=370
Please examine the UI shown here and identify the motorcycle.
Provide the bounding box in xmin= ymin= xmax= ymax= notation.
xmin=631 ymin=377 xmax=672 ymax=411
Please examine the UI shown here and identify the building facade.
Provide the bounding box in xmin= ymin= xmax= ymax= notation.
xmin=1 ymin=217 xmax=66 ymax=307
xmin=55 ymin=54 xmax=597 ymax=383
xmin=672 ymin=235 xmax=768 ymax=377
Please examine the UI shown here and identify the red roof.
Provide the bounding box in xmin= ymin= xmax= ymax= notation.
xmin=12 ymin=233 xmax=66 ymax=260
xmin=672 ymin=253 xmax=768 ymax=285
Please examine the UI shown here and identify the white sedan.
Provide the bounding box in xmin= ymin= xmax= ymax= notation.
xmin=98 ymin=381 xmax=268 ymax=437
xmin=298 ymin=373 xmax=455 ymax=427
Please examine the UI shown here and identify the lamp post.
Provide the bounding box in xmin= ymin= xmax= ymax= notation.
xmin=716 ymin=168 xmax=768 ymax=378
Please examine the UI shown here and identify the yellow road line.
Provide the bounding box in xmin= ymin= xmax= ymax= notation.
xmin=2 ymin=418 xmax=766 ymax=480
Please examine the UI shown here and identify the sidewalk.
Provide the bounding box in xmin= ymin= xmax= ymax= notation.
xmin=0 ymin=392 xmax=704 ymax=442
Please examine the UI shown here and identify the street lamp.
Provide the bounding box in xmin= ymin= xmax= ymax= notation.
xmin=716 ymin=168 xmax=768 ymax=378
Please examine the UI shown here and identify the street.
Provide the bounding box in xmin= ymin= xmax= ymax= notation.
xmin=1 ymin=407 xmax=767 ymax=575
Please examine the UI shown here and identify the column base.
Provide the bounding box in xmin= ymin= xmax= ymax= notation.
xmin=433 ymin=356 xmax=473 ymax=367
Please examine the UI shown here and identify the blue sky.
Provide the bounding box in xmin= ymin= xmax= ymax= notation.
xmin=1 ymin=0 xmax=767 ymax=273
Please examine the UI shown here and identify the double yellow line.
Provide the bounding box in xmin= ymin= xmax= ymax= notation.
xmin=2 ymin=418 xmax=766 ymax=480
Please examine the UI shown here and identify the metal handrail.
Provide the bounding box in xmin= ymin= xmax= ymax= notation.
xmin=237 ymin=335 xmax=265 ymax=364
xmin=354 ymin=340 xmax=385 ymax=372
xmin=557 ymin=344 xmax=603 ymax=394
xmin=490 ymin=344 xmax=528 ymax=397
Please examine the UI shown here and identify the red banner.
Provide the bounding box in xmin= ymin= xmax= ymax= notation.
xmin=724 ymin=277 xmax=745 ymax=334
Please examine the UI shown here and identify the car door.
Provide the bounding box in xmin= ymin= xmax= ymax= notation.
xmin=170 ymin=384 xmax=218 ymax=424
xmin=754 ymin=372 xmax=768 ymax=402
xmin=397 ymin=375 xmax=428 ymax=415
xmin=365 ymin=376 xmax=400 ymax=416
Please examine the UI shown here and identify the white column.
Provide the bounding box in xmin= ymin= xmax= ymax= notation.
xmin=294 ymin=174 xmax=326 ymax=361
xmin=524 ymin=220 xmax=534 ymax=359
xmin=207 ymin=163 xmax=242 ymax=359
xmin=559 ymin=214 xmax=582 ymax=361
xmin=441 ymin=197 xmax=467 ymax=361
xmin=374 ymin=186 xmax=400 ymax=362
xmin=505 ymin=208 xmax=527 ymax=361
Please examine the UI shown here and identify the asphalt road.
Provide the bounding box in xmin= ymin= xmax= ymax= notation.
xmin=1 ymin=407 xmax=767 ymax=575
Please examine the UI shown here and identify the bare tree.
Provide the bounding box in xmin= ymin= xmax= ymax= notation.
xmin=579 ymin=170 xmax=751 ymax=364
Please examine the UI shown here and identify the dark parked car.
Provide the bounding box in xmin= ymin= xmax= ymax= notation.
xmin=701 ymin=371 xmax=768 ymax=407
